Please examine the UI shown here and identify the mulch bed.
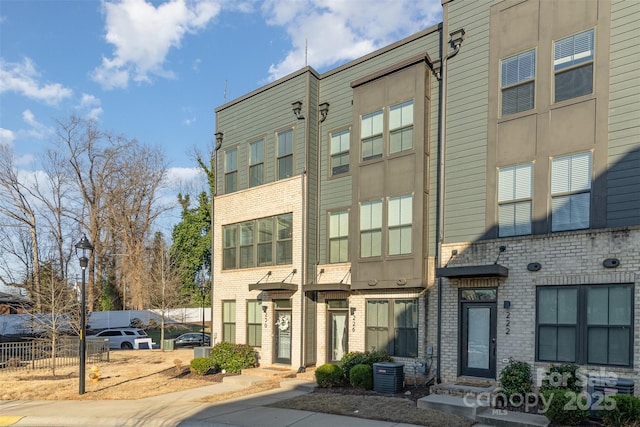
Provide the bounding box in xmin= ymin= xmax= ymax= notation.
xmin=314 ymin=384 xmax=431 ymax=403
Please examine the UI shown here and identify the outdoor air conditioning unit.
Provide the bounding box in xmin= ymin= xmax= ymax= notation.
xmin=587 ymin=376 xmax=635 ymax=417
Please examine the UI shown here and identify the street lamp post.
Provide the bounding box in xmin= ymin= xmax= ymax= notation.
xmin=75 ymin=234 xmax=94 ymax=395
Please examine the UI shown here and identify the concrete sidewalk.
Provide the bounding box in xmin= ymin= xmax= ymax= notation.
xmin=0 ymin=375 xmax=424 ymax=427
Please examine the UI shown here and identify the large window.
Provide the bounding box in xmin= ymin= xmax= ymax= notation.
xmin=537 ymin=285 xmax=633 ymax=366
xmin=330 ymin=129 xmax=350 ymax=175
xmin=498 ymin=163 xmax=532 ymax=237
xmin=389 ymin=101 xmax=413 ymax=154
xmin=329 ymin=210 xmax=349 ymax=263
xmin=361 ymin=110 xmax=383 ymax=161
xmin=388 ymin=195 xmax=412 ymax=255
xmin=224 ymin=148 xmax=238 ymax=193
xmin=222 ymin=300 xmax=236 ymax=344
xmin=360 ymin=200 xmax=382 ymax=258
xmin=249 ymin=139 xmax=264 ymax=187
xmin=278 ymin=129 xmax=293 ymax=179
xmin=366 ymin=299 xmax=418 ymax=357
xmin=501 ymin=49 xmax=535 ymax=116
xmin=551 ymin=152 xmax=591 ymax=232
xmin=222 ymin=213 xmax=293 ymax=270
xmin=247 ymin=300 xmax=262 ymax=347
xmin=554 ymin=29 xmax=594 ymax=103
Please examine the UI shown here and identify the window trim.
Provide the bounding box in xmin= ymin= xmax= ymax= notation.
xmin=246 ymin=300 xmax=262 ymax=348
xmin=248 ymin=138 xmax=265 ymax=188
xmin=535 ymin=284 xmax=634 ymax=367
xmin=222 ymin=300 xmax=236 ymax=344
xmin=388 ymin=194 xmax=413 ymax=255
xmin=500 ymin=49 xmax=536 ymax=117
xmin=553 ymin=29 xmax=595 ymax=104
xmin=498 ymin=163 xmax=533 ymax=237
xmin=550 ymin=151 xmax=592 ymax=232
xmin=360 ymin=199 xmax=383 ymax=258
xmin=224 ymin=148 xmax=238 ymax=193
xmin=277 ymin=128 xmax=294 ymax=180
xmin=328 ymin=209 xmax=349 ymax=263
xmin=330 ymin=128 xmax=351 ymax=176
xmin=388 ymin=100 xmax=414 ymax=154
xmin=360 ymin=110 xmax=383 ymax=162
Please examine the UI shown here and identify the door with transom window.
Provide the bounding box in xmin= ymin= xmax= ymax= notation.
xmin=274 ymin=299 xmax=292 ymax=364
xmin=459 ymin=289 xmax=497 ymax=378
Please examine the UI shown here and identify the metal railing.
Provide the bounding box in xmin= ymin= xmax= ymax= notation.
xmin=0 ymin=336 xmax=109 ymax=371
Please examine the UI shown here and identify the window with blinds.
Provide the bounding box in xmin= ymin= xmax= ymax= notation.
xmin=498 ymin=163 xmax=532 ymax=237
xmin=554 ymin=29 xmax=594 ymax=102
xmin=501 ymin=49 xmax=535 ymax=116
xmin=551 ymin=152 xmax=592 ymax=232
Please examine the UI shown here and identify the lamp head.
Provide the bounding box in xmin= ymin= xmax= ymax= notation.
xmin=214 ymin=131 xmax=224 ymax=151
xmin=292 ymin=101 xmax=304 ymax=120
xmin=75 ymin=234 xmax=93 ymax=269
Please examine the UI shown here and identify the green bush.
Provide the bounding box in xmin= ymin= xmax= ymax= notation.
xmin=349 ymin=364 xmax=373 ymax=390
xmin=210 ymin=342 xmax=257 ymax=374
xmin=601 ymin=394 xmax=640 ymax=427
xmin=499 ymin=359 xmax=532 ymax=399
xmin=340 ymin=350 xmax=392 ymax=380
xmin=315 ymin=363 xmax=344 ymax=388
xmin=190 ymin=357 xmax=217 ymax=376
xmin=541 ymin=389 xmax=589 ymax=426
xmin=540 ymin=363 xmax=582 ymax=393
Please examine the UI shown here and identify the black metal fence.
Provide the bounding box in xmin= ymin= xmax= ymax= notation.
xmin=0 ymin=336 xmax=110 ymax=371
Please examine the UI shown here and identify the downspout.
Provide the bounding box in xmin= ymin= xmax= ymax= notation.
xmin=436 ymin=29 xmax=464 ymax=384
xmin=295 ymin=96 xmax=308 ymax=373
xmin=212 ymin=131 xmax=223 ymax=346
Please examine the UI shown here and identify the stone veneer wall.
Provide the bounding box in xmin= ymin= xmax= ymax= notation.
xmin=433 ymin=226 xmax=640 ymax=396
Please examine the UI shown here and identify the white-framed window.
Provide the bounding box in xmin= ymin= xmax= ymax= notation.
xmin=224 ymin=148 xmax=238 ymax=193
xmin=501 ymin=49 xmax=535 ymax=116
xmin=554 ymin=29 xmax=594 ymax=103
xmin=498 ymin=163 xmax=532 ymax=237
xmin=389 ymin=101 xmax=414 ymax=154
xmin=249 ymin=139 xmax=264 ymax=187
xmin=551 ymin=152 xmax=591 ymax=232
xmin=388 ymin=194 xmax=412 ymax=255
xmin=330 ymin=129 xmax=350 ymax=175
xmin=329 ymin=210 xmax=349 ymax=263
xmin=277 ymin=129 xmax=293 ymax=179
xmin=361 ymin=110 xmax=383 ymax=161
xmin=360 ymin=200 xmax=382 ymax=258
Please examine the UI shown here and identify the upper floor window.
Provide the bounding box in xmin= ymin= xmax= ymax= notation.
xmin=224 ymin=148 xmax=238 ymax=193
xmin=360 ymin=200 xmax=382 ymax=258
xmin=388 ymin=194 xmax=412 ymax=255
xmin=498 ymin=163 xmax=532 ymax=237
xmin=222 ymin=213 xmax=293 ymax=270
xmin=329 ymin=210 xmax=349 ymax=263
xmin=330 ymin=129 xmax=350 ymax=175
xmin=389 ymin=101 xmax=414 ymax=154
xmin=501 ymin=49 xmax=535 ymax=116
xmin=278 ymin=129 xmax=293 ymax=180
xmin=551 ymin=152 xmax=591 ymax=232
xmin=249 ymin=139 xmax=264 ymax=187
xmin=554 ymin=29 xmax=594 ymax=103
xmin=361 ymin=110 xmax=383 ymax=161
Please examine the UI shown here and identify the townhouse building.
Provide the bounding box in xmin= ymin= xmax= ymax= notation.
xmin=211 ymin=0 xmax=640 ymax=393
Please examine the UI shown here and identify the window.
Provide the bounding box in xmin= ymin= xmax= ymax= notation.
xmin=276 ymin=213 xmax=293 ymax=264
xmin=360 ymin=200 xmax=382 ymax=258
xmin=329 ymin=210 xmax=349 ymax=263
xmin=224 ymin=148 xmax=238 ymax=193
xmin=247 ymin=300 xmax=262 ymax=347
xmin=389 ymin=101 xmax=413 ymax=154
xmin=554 ymin=29 xmax=594 ymax=102
xmin=366 ymin=299 xmax=418 ymax=357
xmin=278 ymin=129 xmax=293 ymax=179
xmin=222 ymin=300 xmax=236 ymax=344
xmin=551 ymin=152 xmax=591 ymax=231
xmin=222 ymin=214 xmax=293 ymax=270
xmin=249 ymin=139 xmax=264 ymax=187
xmin=498 ymin=163 xmax=532 ymax=237
xmin=537 ymin=285 xmax=633 ymax=366
xmin=330 ymin=129 xmax=350 ymax=175
xmin=361 ymin=110 xmax=383 ymax=161
xmin=388 ymin=195 xmax=412 ymax=255
xmin=501 ymin=50 xmax=535 ymax=116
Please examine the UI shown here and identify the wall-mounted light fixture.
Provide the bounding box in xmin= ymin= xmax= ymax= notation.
xmin=262 ymin=305 xmax=268 ymax=314
xmin=396 ymin=278 xmax=407 ymax=286
xmin=503 ymin=300 xmax=511 ymax=309
xmin=527 ymin=262 xmax=542 ymax=272
xmin=603 ymin=258 xmax=620 ymax=268
xmin=319 ymin=102 xmax=330 ymax=122
xmin=449 ymin=28 xmax=466 ymax=49
xmin=292 ymin=101 xmax=304 ymax=120
xmin=350 ymin=307 xmax=356 ymax=315
xmin=214 ymin=131 xmax=224 ymax=151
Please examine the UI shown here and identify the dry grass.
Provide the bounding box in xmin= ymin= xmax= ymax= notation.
xmin=1 ymin=349 xmax=471 ymax=426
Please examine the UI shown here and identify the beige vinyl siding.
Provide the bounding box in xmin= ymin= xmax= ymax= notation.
xmin=441 ymin=0 xmax=493 ymax=242
xmin=607 ymin=0 xmax=640 ymax=227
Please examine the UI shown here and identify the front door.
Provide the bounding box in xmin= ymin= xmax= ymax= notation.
xmin=328 ymin=311 xmax=348 ymax=363
xmin=460 ymin=300 xmax=497 ymax=378
xmin=274 ymin=310 xmax=292 ymax=364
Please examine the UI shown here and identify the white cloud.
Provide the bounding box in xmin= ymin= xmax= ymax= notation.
xmin=261 ymin=0 xmax=442 ymax=80
xmin=93 ymin=0 xmax=220 ymax=89
xmin=78 ymin=93 xmax=104 ymax=120
xmin=20 ymin=109 xmax=49 ymax=140
xmin=0 ymin=57 xmax=73 ymax=105
xmin=0 ymin=128 xmax=15 ymax=148
xmin=166 ymin=166 xmax=203 ymax=186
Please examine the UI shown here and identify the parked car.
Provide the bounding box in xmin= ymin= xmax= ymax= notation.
xmin=173 ymin=333 xmax=211 ymax=347
xmin=87 ymin=328 xmax=148 ymax=350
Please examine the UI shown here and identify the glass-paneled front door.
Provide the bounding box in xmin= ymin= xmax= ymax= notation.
xmin=460 ymin=290 xmax=497 ymax=378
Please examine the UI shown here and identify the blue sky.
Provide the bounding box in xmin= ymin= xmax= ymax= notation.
xmin=1 ymin=0 xmax=442 ymax=213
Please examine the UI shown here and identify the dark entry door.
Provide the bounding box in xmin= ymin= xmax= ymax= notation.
xmin=274 ymin=310 xmax=292 ymax=364
xmin=460 ymin=302 xmax=497 ymax=378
